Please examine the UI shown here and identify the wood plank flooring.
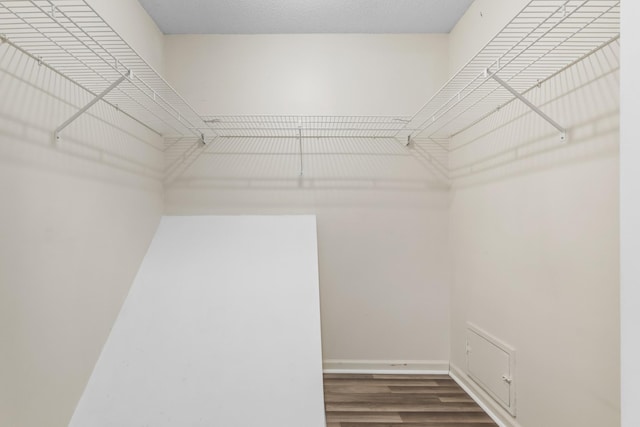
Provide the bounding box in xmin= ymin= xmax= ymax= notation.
xmin=323 ymin=374 xmax=497 ymax=426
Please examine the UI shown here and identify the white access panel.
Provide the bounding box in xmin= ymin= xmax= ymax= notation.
xmin=466 ymin=323 xmax=516 ymax=415
xmin=69 ymin=215 xmax=326 ymax=427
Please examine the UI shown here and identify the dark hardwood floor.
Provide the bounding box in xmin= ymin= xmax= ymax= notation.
xmin=323 ymin=373 xmax=498 ymax=426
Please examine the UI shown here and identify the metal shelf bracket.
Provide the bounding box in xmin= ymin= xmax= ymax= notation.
xmin=298 ymin=127 xmax=303 ymax=176
xmin=54 ymin=69 xmax=131 ymax=141
xmin=488 ymin=70 xmax=567 ymax=142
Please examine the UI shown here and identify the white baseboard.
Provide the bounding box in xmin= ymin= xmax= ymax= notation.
xmin=449 ymin=364 xmax=522 ymax=427
xmin=323 ymin=359 xmax=449 ymax=375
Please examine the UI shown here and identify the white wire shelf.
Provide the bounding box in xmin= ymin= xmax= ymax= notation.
xmin=201 ymin=115 xmax=415 ymax=138
xmin=394 ymin=0 xmax=620 ymax=142
xmin=0 ymin=0 xmax=620 ymax=174
xmin=0 ymin=0 xmax=215 ymax=142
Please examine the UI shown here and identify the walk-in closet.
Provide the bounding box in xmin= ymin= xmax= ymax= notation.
xmin=1 ymin=1 xmax=636 ymax=427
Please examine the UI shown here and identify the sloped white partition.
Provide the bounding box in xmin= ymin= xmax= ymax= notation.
xmin=70 ymin=216 xmax=325 ymax=427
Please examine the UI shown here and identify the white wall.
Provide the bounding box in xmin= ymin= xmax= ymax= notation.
xmin=87 ymin=0 xmax=165 ymax=73
xmin=2 ymin=1 xmax=629 ymax=425
xmin=70 ymin=216 xmax=325 ymax=427
xmin=620 ymin=1 xmax=640 ymax=426
xmin=0 ymin=2 xmax=165 ymax=426
xmin=448 ymin=0 xmax=528 ymax=74
xmin=448 ymin=2 xmax=620 ymax=427
xmin=164 ymin=34 xmax=448 ymax=116
xmin=164 ymin=139 xmax=451 ymax=369
xmin=162 ymin=34 xmax=452 ymax=368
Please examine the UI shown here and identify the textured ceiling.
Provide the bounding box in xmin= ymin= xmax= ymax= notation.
xmin=137 ymin=0 xmax=474 ymax=34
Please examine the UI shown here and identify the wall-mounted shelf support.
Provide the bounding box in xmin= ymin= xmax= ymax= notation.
xmin=298 ymin=127 xmax=303 ymax=176
xmin=54 ymin=70 xmax=131 ymax=141
xmin=488 ymin=71 xmax=567 ymax=142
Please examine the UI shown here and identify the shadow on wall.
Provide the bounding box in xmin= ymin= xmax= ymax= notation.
xmin=163 ymin=134 xmax=450 ymax=212
xmin=161 ymin=137 xmax=448 ymax=213
xmin=449 ymin=39 xmax=620 ymax=188
xmin=0 ymin=39 xmax=164 ymax=427
xmin=0 ymin=42 xmax=164 ymax=188
xmin=163 ymin=40 xmax=620 ymax=211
